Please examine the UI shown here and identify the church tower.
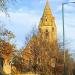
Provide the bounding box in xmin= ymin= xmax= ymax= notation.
xmin=39 ymin=0 xmax=57 ymax=44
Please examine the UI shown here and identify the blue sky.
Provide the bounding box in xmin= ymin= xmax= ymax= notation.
xmin=0 ymin=0 xmax=75 ymax=56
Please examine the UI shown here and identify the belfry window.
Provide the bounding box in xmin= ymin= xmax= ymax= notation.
xmin=52 ymin=27 xmax=54 ymax=32
xmin=46 ymin=19 xmax=47 ymax=21
xmin=46 ymin=16 xmax=47 ymax=21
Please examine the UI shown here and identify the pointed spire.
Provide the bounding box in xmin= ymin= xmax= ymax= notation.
xmin=43 ymin=0 xmax=52 ymax=16
xmin=39 ymin=0 xmax=54 ymax=27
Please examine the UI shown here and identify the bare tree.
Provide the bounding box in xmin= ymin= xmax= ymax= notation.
xmin=0 ymin=0 xmax=16 ymax=13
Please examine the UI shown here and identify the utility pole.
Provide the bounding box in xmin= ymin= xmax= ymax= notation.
xmin=62 ymin=2 xmax=75 ymax=75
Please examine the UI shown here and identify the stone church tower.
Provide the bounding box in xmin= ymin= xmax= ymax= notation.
xmin=39 ymin=0 xmax=57 ymax=44
xmin=22 ymin=1 xmax=64 ymax=75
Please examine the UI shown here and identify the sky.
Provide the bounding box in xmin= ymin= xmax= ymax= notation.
xmin=0 ymin=0 xmax=75 ymax=57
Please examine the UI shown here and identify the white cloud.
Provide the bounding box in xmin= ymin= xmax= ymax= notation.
xmin=0 ymin=8 xmax=41 ymax=49
xmin=56 ymin=12 xmax=75 ymax=52
xmin=69 ymin=0 xmax=75 ymax=2
xmin=56 ymin=3 xmax=75 ymax=13
xmin=65 ymin=4 xmax=74 ymax=11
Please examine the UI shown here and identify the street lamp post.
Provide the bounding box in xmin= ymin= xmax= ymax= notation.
xmin=62 ymin=2 xmax=75 ymax=75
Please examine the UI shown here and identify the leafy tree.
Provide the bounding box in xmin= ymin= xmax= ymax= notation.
xmin=0 ymin=25 xmax=15 ymax=75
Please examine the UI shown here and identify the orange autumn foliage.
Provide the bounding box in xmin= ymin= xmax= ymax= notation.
xmin=0 ymin=40 xmax=13 ymax=57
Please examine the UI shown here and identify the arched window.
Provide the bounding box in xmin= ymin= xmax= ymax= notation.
xmin=46 ymin=19 xmax=47 ymax=21
xmin=45 ymin=29 xmax=49 ymax=37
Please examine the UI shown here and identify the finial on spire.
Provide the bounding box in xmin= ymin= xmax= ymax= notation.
xmin=46 ymin=0 xmax=49 ymax=4
xmin=45 ymin=0 xmax=49 ymax=9
xmin=46 ymin=0 xmax=48 ymax=3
